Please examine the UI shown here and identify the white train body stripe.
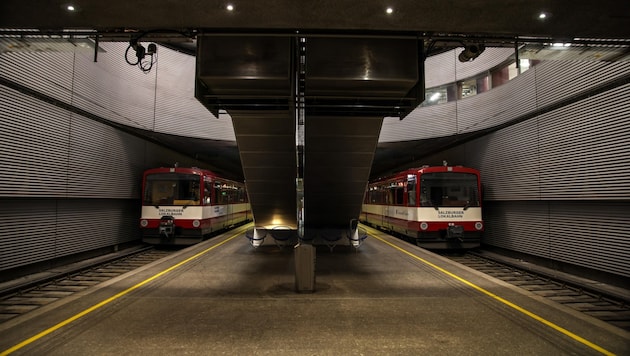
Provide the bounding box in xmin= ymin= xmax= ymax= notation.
xmin=362 ymin=205 xmax=482 ymax=222
xmin=141 ymin=203 xmax=250 ymax=220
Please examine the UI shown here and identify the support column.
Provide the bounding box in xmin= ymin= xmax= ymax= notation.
xmin=294 ymin=244 xmax=316 ymax=292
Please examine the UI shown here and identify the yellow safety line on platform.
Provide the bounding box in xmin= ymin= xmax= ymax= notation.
xmin=0 ymin=225 xmax=250 ymax=356
xmin=366 ymin=227 xmax=615 ymax=356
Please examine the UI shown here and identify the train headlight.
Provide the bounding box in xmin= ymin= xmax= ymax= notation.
xmin=192 ymin=219 xmax=200 ymax=228
xmin=420 ymin=222 xmax=429 ymax=231
xmin=475 ymin=222 xmax=483 ymax=230
xmin=140 ymin=219 xmax=148 ymax=227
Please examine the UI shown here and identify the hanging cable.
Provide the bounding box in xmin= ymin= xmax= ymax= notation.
xmin=125 ymin=38 xmax=157 ymax=73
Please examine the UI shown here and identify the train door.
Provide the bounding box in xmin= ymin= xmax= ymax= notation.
xmin=226 ymin=189 xmax=233 ymax=227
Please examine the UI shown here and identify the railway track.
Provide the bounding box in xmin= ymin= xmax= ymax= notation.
xmin=445 ymin=251 xmax=630 ymax=332
xmin=0 ymin=247 xmax=175 ymax=324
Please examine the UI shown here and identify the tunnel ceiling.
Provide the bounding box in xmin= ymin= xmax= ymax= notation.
xmin=1 ymin=1 xmax=628 ymax=181
xmin=1 ymin=1 xmax=629 ymax=39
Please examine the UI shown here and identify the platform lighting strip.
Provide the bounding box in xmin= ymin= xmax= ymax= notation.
xmin=365 ymin=226 xmax=616 ymax=356
xmin=0 ymin=224 xmax=251 ymax=356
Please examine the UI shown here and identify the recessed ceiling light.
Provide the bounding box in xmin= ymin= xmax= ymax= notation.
xmin=538 ymin=12 xmax=548 ymax=20
xmin=386 ymin=7 xmax=394 ymax=14
xmin=226 ymin=4 xmax=234 ymax=11
xmin=67 ymin=5 xmax=75 ymax=11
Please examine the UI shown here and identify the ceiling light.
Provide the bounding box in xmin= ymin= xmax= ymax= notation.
xmin=386 ymin=7 xmax=394 ymax=14
xmin=226 ymin=4 xmax=234 ymax=11
xmin=67 ymin=5 xmax=75 ymax=11
xmin=429 ymin=92 xmax=441 ymax=102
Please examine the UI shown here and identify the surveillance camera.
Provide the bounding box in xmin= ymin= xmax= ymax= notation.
xmin=147 ymin=43 xmax=157 ymax=55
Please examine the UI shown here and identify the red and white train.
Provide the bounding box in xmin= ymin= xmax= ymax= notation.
xmin=361 ymin=165 xmax=483 ymax=249
xmin=140 ymin=167 xmax=251 ymax=245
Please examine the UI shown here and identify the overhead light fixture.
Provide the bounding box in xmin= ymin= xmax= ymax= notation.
xmin=226 ymin=4 xmax=234 ymax=11
xmin=458 ymin=44 xmax=485 ymax=62
xmin=386 ymin=7 xmax=394 ymax=14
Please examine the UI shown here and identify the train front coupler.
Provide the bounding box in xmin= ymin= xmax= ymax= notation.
xmin=446 ymin=224 xmax=464 ymax=242
xmin=158 ymin=215 xmax=175 ymax=239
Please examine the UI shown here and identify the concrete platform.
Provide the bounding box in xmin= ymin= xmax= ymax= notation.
xmin=1 ymin=224 xmax=628 ymax=355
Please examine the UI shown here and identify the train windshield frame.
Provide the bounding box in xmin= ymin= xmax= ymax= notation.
xmin=420 ymin=172 xmax=480 ymax=208
xmin=143 ymin=173 xmax=201 ymax=206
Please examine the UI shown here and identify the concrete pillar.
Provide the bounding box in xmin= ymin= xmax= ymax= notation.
xmin=294 ymin=244 xmax=316 ymax=292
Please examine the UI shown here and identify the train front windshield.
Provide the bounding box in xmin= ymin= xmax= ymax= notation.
xmin=143 ymin=173 xmax=201 ymax=206
xmin=420 ymin=172 xmax=480 ymax=208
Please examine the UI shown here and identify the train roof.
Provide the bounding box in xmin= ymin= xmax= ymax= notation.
xmin=143 ymin=166 xmax=239 ymax=181
xmin=370 ymin=165 xmax=480 ymax=183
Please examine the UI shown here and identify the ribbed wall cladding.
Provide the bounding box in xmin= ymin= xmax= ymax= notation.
xmin=0 ymin=40 xmax=235 ymax=141
xmin=0 ymin=199 xmax=59 ymax=270
xmin=427 ymin=83 xmax=630 ymax=278
xmin=0 ymin=198 xmax=139 ymax=271
xmin=1 ymin=40 xmax=629 ymax=280
xmin=425 ymin=47 xmax=514 ymax=87
xmin=547 ymin=201 xmax=630 ymax=277
xmin=380 ymin=53 xmax=630 ymax=144
xmin=0 ymin=86 xmax=71 ymax=197
xmin=469 ymin=119 xmax=541 ymax=200
xmin=484 ymin=201 xmax=630 ymax=278
xmin=537 ymin=85 xmax=630 ymax=199
xmin=71 ymin=42 xmax=158 ymax=130
xmin=483 ymin=201 xmax=552 ymax=257
xmin=0 ymin=40 xmax=75 ymax=104
xmin=153 ymin=47 xmax=237 ymax=140
xmin=67 ymin=116 xmax=146 ymax=198
xmin=535 ymin=61 xmax=630 ymax=108
xmin=380 ymin=102 xmax=457 ymax=142
xmin=0 ymin=74 xmax=211 ymax=272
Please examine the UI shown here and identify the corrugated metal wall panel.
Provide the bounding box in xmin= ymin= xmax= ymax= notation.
xmin=1 ymin=41 xmax=236 ymax=141
xmin=153 ymin=47 xmax=236 ymax=140
xmin=424 ymin=51 xmax=456 ymax=88
xmin=454 ymin=47 xmax=514 ymax=81
xmin=383 ymin=56 xmax=630 ymax=145
xmin=428 ymin=82 xmax=630 ymax=278
xmin=0 ymin=86 xmax=71 ymax=197
xmin=0 ymin=77 xmax=212 ymax=273
xmin=143 ymin=144 xmax=205 ymax=169
xmin=548 ymin=201 xmax=630 ymax=277
xmin=467 ymin=119 xmax=541 ymax=200
xmin=0 ymin=199 xmax=59 ymax=270
xmin=456 ymin=70 xmax=537 ymax=133
xmin=67 ymin=115 xmax=146 ymax=198
xmin=535 ymin=61 xmax=630 ymax=108
xmin=424 ymin=47 xmax=514 ymax=87
xmin=0 ymin=198 xmax=140 ymax=271
xmin=54 ymin=199 xmax=139 ymax=255
xmin=71 ymin=42 xmax=157 ymax=130
xmin=483 ymin=201 xmax=551 ymax=257
xmin=538 ymin=84 xmax=630 ymax=199
xmin=0 ymin=38 xmax=74 ymax=104
xmin=379 ymin=102 xmax=457 ymax=142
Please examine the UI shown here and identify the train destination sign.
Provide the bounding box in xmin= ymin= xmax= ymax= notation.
xmin=438 ymin=209 xmax=465 ymax=219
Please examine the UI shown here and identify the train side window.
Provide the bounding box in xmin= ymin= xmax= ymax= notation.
xmin=407 ymin=175 xmax=416 ymax=206
xmin=214 ymin=182 xmax=222 ymax=204
xmin=204 ymin=180 xmax=212 ymax=205
xmin=395 ymin=186 xmax=404 ymax=205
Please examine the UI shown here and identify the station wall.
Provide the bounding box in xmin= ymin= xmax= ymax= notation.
xmin=0 ymin=43 xmax=223 ymax=273
xmin=1 ymin=39 xmax=628 ymax=282
xmin=421 ymin=77 xmax=630 ymax=280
